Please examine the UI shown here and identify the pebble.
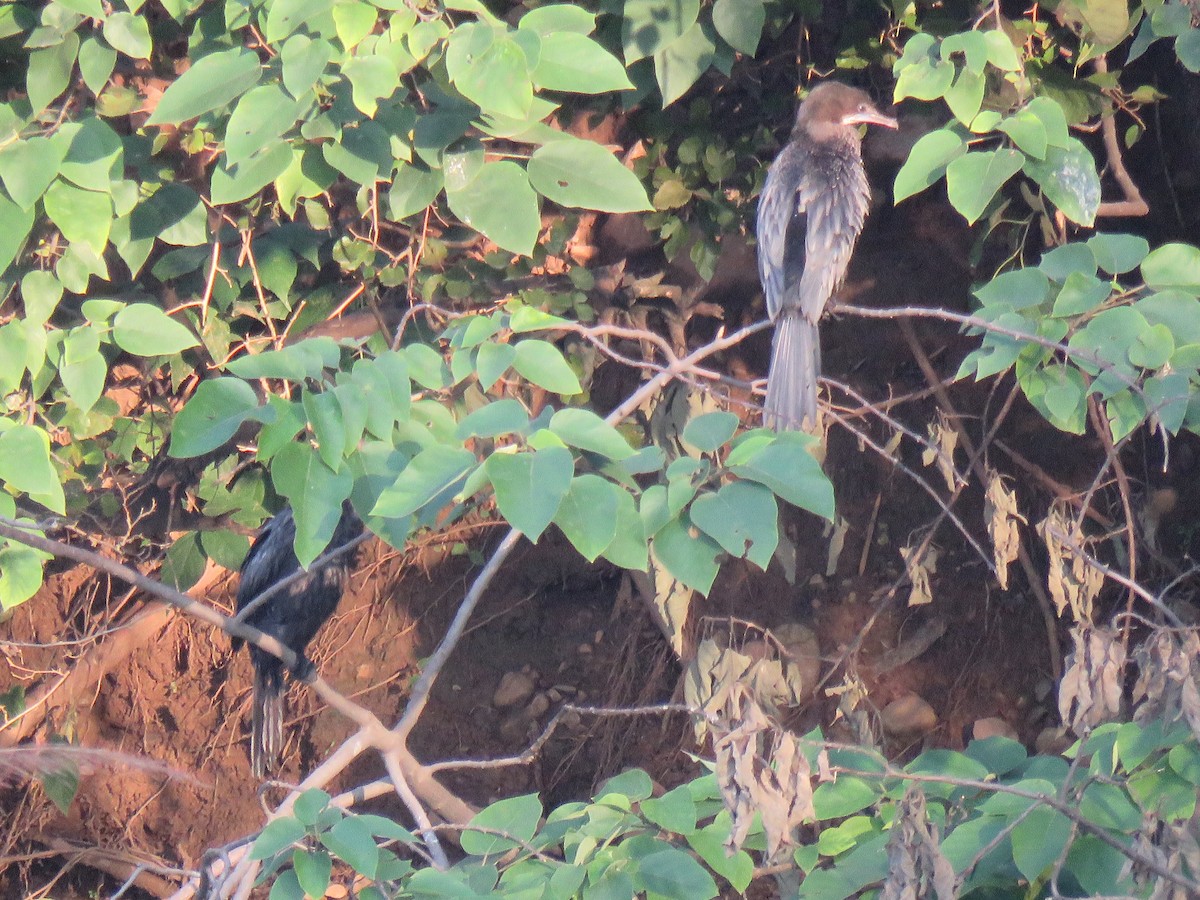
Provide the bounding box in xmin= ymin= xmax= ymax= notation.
xmin=577 ymin=643 xmax=593 ymax=655
xmin=742 ymin=639 xmax=771 ymax=662
xmin=526 ymin=692 xmax=551 ymax=719
xmin=1035 ymin=726 xmax=1071 ymax=755
xmin=492 ymin=671 xmax=536 ymax=708
xmin=881 ymin=693 xmax=938 ymax=737
xmin=972 ymin=717 xmax=1018 ymax=742
xmin=773 ymin=623 xmax=822 ymax=701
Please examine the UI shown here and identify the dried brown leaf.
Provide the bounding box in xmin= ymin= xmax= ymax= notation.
xmin=1059 ymin=625 xmax=1126 ymax=734
xmin=922 ymin=413 xmax=960 ymax=494
xmin=882 ymin=787 xmax=957 ymax=900
xmin=1037 ymin=504 xmax=1104 ymax=623
xmin=983 ymin=468 xmax=1025 ymax=591
xmin=899 ymin=544 xmax=939 ymax=607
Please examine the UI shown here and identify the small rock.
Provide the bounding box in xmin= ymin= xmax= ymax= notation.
xmin=808 ymin=574 xmax=826 ymax=588
xmin=547 ymin=688 xmax=562 ymax=702
xmin=773 ymin=623 xmax=822 ymax=702
xmin=493 ymin=671 xmax=536 ymax=708
xmin=881 ymin=693 xmax=938 ymax=737
xmin=972 ymin=717 xmax=1018 ymax=742
xmin=1035 ymin=726 xmax=1071 ymax=755
xmin=577 ymin=643 xmax=593 ymax=655
xmin=551 ymin=683 xmax=577 ymax=694
xmin=742 ymin=639 xmax=771 ymax=662
xmin=526 ymin=692 xmax=551 ymax=719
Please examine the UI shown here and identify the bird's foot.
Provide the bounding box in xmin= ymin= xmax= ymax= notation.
xmin=291 ymin=655 xmax=317 ymax=683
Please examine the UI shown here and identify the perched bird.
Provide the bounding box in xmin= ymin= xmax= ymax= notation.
xmin=232 ymin=501 xmax=363 ymax=777
xmin=757 ymin=81 xmax=898 ymax=431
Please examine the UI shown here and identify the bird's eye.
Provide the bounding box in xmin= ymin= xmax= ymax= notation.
xmin=858 ymin=103 xmax=869 ymax=112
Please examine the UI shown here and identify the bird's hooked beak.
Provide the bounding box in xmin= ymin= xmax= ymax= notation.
xmin=841 ymin=108 xmax=899 ymax=129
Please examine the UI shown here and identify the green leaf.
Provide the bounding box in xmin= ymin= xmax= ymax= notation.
xmin=320 ymin=816 xmax=379 ymax=878
xmin=682 ymin=411 xmax=738 ymax=452
xmin=549 ymin=408 xmax=634 ymax=459
xmin=600 ymin=486 xmax=648 ymax=571
xmin=532 ymin=32 xmax=632 ymax=93
xmin=1087 ymin=233 xmax=1148 ymax=274
xmin=711 ymin=0 xmax=765 ymax=55
xmin=303 ymin=391 xmax=346 ymax=470
xmin=266 ymin=0 xmax=335 ymax=43
xmin=371 ymin=446 xmax=475 ymax=518
xmin=343 ymin=55 xmax=399 ymax=116
xmin=446 ymin=160 xmax=539 ymax=256
xmin=1078 ymin=782 xmax=1141 ymax=831
xmin=79 ymin=38 xmax=117 ymax=94
xmin=146 ymin=48 xmax=262 ymax=125
xmin=211 ymin=141 xmax=294 ymax=205
xmin=894 ymin=128 xmax=966 ymax=203
xmin=475 ymin=341 xmax=515 ymax=391
xmin=654 ymin=21 xmax=716 ymax=107
xmin=623 ymin=0 xmax=700 ymax=62
xmin=944 ymin=67 xmax=984 ymax=124
xmin=112 ymin=304 xmax=200 ymax=356
xmin=252 ymin=817 xmax=306 ymax=860
xmin=1012 ymin=806 xmax=1072 ymax=881
xmin=528 ymin=139 xmax=650 ymax=213
xmin=982 ymin=28 xmax=1023 ymax=70
xmin=519 ymin=5 xmax=596 ymax=36
xmin=292 ymin=848 xmax=332 ymax=899
xmin=333 ymin=1 xmax=376 ymax=49
xmin=1142 ymin=243 xmax=1200 ymax=292
xmin=689 ymin=481 xmax=778 ymax=569
xmin=387 ymin=162 xmax=443 ymax=220
xmin=0 ymin=426 xmax=65 ymax=513
xmin=812 ymin=776 xmax=879 ymax=819
xmin=281 ymin=35 xmax=334 ymax=98
xmin=652 ymin=516 xmax=721 ymax=595
xmin=640 ymin=785 xmax=698 ymax=834
xmin=485 ymin=446 xmax=573 ymax=540
xmin=226 ymin=84 xmax=305 ymax=166
xmin=1051 ymin=271 xmax=1110 ymax=317
xmin=40 ymin=762 xmax=80 ymax=814
xmin=59 ymin=326 xmax=107 ymax=414
xmin=455 ymin=398 xmax=530 ymax=439
xmin=554 ymin=474 xmax=619 ymax=560
xmin=1078 ymin=0 xmax=1130 ymax=48
xmin=0 ymin=193 xmax=34 ymax=275
xmin=0 ymin=137 xmax=67 ymax=210
xmin=44 ymin=180 xmax=113 ymax=254
xmin=998 ymin=107 xmax=1048 ymax=159
xmin=270 ymin=444 xmax=354 ymax=567
xmin=446 ymin=24 xmax=534 ymax=120
xmin=512 ymin=340 xmax=582 ymax=394
xmin=460 ymin=793 xmax=542 ymax=856
xmin=974 ymin=268 xmax=1050 ymax=309
xmin=687 ymin=826 xmax=753 ymax=892
xmin=637 ymin=847 xmax=718 ymax=900
xmin=104 ymin=12 xmax=152 ymax=58
xmin=1129 ymin=323 xmax=1174 ymax=368
xmin=27 ymin=33 xmax=80 ymax=114
xmin=0 ymin=540 xmax=51 ymax=609
xmin=169 ymin=377 xmax=261 ymax=458
xmin=945 ymin=148 xmax=1023 ymax=224
xmin=59 ymin=118 xmax=125 ymax=193
xmin=1178 ymin=28 xmax=1200 ymax=72
xmin=1023 ymin=138 xmax=1101 ymax=226
xmin=729 ymin=435 xmax=834 ymax=520
xmin=940 ymin=31 xmax=990 ymax=73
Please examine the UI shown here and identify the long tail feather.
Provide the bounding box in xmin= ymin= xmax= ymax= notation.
xmin=764 ymin=313 xmax=820 ymax=431
xmin=251 ymin=664 xmax=284 ymax=778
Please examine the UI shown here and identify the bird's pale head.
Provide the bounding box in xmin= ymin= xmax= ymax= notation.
xmin=795 ymin=82 xmax=898 ymax=143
